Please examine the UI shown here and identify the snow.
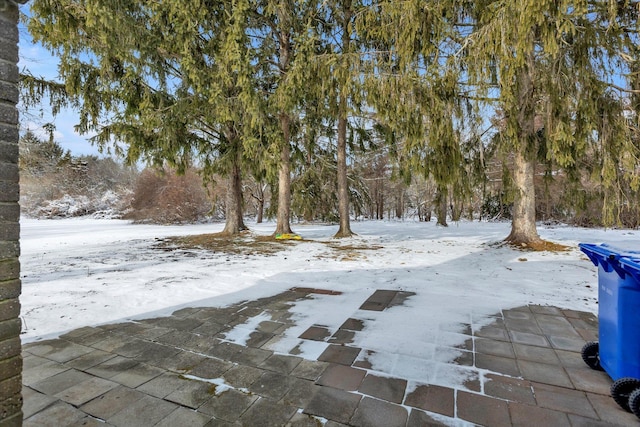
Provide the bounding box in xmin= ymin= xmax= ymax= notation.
xmin=18 ymin=217 xmax=637 ymax=402
xmin=180 ymin=375 xmax=239 ymax=396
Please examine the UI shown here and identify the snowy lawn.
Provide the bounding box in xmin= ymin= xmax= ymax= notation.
xmin=21 ymin=217 xmax=637 ymax=399
xmin=20 ymin=217 xmax=629 ymax=345
xmin=20 ymin=217 xmax=637 ymax=380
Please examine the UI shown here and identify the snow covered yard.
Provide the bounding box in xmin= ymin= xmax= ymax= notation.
xmin=20 ymin=217 xmax=625 ymax=347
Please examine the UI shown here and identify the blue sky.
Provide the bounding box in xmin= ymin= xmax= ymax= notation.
xmin=18 ymin=12 xmax=105 ymax=157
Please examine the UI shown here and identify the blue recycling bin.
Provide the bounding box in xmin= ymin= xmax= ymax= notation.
xmin=579 ymin=243 xmax=640 ymax=381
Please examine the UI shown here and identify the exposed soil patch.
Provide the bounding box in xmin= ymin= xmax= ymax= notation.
xmin=317 ymin=241 xmax=384 ymax=261
xmin=492 ymin=239 xmax=571 ymax=252
xmin=156 ymin=232 xmax=296 ymax=256
xmin=510 ymin=240 xmax=571 ymax=252
xmin=156 ymin=233 xmax=385 ymax=260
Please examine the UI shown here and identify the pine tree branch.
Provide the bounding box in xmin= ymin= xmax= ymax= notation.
xmin=608 ymin=82 xmax=640 ymax=94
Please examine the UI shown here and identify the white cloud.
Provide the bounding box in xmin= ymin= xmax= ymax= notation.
xmin=24 ymin=121 xmax=64 ymax=142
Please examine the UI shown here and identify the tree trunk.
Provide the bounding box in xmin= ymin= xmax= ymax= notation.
xmin=275 ymin=115 xmax=293 ymax=235
xmin=254 ymin=184 xmax=265 ymax=224
xmin=505 ymin=150 xmax=541 ymax=244
xmin=257 ymin=199 xmax=264 ymax=223
xmin=335 ymin=114 xmax=353 ymax=237
xmin=376 ymin=185 xmax=384 ymax=220
xmin=222 ymin=130 xmax=247 ymax=235
xmin=436 ymin=187 xmax=448 ymax=227
xmin=505 ymin=53 xmax=542 ymax=245
xmin=334 ymin=1 xmax=353 ymax=238
xmin=451 ymin=190 xmax=462 ymax=222
xmin=395 ymin=189 xmax=404 ymax=219
xmin=274 ymin=20 xmax=294 ymax=236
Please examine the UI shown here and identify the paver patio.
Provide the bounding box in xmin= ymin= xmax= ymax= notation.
xmin=18 ymin=288 xmax=639 ymax=426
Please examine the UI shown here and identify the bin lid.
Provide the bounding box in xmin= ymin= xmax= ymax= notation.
xmin=620 ymin=257 xmax=640 ymax=282
xmin=579 ymin=241 xmax=640 ymax=258
xmin=579 ymin=242 xmax=640 ymax=277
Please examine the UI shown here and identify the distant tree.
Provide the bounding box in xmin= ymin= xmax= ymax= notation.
xmin=18 ymin=129 xmax=66 ymax=175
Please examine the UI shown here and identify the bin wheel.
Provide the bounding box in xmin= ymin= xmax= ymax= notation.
xmin=629 ymin=388 xmax=640 ymax=419
xmin=581 ymin=342 xmax=604 ymax=371
xmin=611 ymin=377 xmax=640 ymax=412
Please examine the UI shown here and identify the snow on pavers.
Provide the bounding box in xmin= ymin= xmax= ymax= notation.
xmin=21 ymin=288 xmax=639 ymax=426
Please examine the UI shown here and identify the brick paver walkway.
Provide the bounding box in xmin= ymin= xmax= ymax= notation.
xmin=20 ymin=288 xmax=638 ymax=426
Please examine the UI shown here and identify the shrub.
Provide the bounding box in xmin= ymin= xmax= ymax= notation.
xmin=124 ymin=167 xmax=212 ymax=224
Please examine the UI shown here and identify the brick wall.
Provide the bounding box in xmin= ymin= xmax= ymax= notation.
xmin=0 ymin=0 xmax=25 ymax=425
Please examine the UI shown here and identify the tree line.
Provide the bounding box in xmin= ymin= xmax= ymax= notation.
xmin=20 ymin=0 xmax=640 ymax=244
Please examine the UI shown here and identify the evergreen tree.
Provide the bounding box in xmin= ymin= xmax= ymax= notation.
xmin=358 ymin=2 xmax=469 ymax=229
xmin=19 ymin=129 xmax=66 ymax=175
xmin=25 ymin=0 xmax=262 ymax=235
xmin=461 ymin=0 xmax=640 ymax=244
xmin=312 ymin=0 xmax=367 ymax=237
xmin=252 ymin=1 xmax=318 ymax=236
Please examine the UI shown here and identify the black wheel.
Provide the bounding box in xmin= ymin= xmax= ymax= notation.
xmin=581 ymin=342 xmax=604 ymax=371
xmin=629 ymin=388 xmax=640 ymax=419
xmin=611 ymin=377 xmax=640 ymax=412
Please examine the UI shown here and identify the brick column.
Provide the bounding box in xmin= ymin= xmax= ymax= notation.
xmin=0 ymin=0 xmax=26 ymax=425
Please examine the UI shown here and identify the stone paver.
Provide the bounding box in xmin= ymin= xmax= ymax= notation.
xmin=404 ymin=384 xmax=455 ymax=417
xmin=155 ymin=407 xmax=212 ymax=427
xmin=188 ymin=358 xmax=234 ymax=379
xmin=221 ymin=364 xmax=264 ymax=389
xmin=135 ymin=373 xmax=189 ymax=399
xmin=21 ymin=387 xmax=57 ymax=419
xmin=85 ymin=356 xmax=138 ymax=379
xmin=20 ymin=289 xmax=634 ymax=426
xmin=30 ymin=369 xmax=93 ymax=396
xmin=517 ymin=360 xmax=574 ymax=388
xmin=54 ymin=376 xmax=119 ymax=406
xmin=357 ymin=373 xmax=406 ymax=404
xmin=24 ymin=340 xmax=93 ymax=363
xmin=281 ymin=377 xmax=322 ymax=408
xmin=475 ymin=353 xmax=521 ymax=377
xmin=198 ymin=388 xmax=258 ymax=421
xmin=299 ymin=325 xmax=332 ymax=341
xmin=109 ymin=362 xmax=164 ymax=388
xmin=318 ymin=344 xmax=361 ymax=365
xmin=316 ymin=364 xmax=366 ymax=391
xmin=303 ymin=386 xmax=362 ymax=424
xmin=259 ymin=353 xmax=302 ymax=374
xmin=22 ymin=400 xmax=91 ymax=427
xmin=483 ymin=374 xmax=536 ymax=405
xmin=107 ymin=394 xmax=178 ymax=427
xmin=80 ymin=385 xmax=145 ymax=420
xmin=406 ymin=408 xmax=449 ymax=426
xmin=508 ymin=402 xmax=571 ymax=426
xmin=350 ymin=396 xmax=408 ymax=427
xmin=164 ymin=378 xmax=216 ymax=409
xmin=291 ymin=359 xmax=328 ymax=381
xmin=532 ymin=382 xmax=598 ymax=419
xmin=21 ymin=359 xmax=70 ymax=387
xmin=248 ymin=370 xmax=298 ymax=400
xmin=457 ymin=391 xmax=512 ymax=427
xmin=239 ymin=397 xmax=298 ymax=426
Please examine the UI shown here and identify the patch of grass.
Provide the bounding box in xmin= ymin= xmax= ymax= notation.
xmin=316 ymin=241 xmax=384 ymax=261
xmin=505 ymin=240 xmax=571 ymax=252
xmin=156 ymin=232 xmax=385 ymax=260
xmin=156 ymin=232 xmax=297 ymax=256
